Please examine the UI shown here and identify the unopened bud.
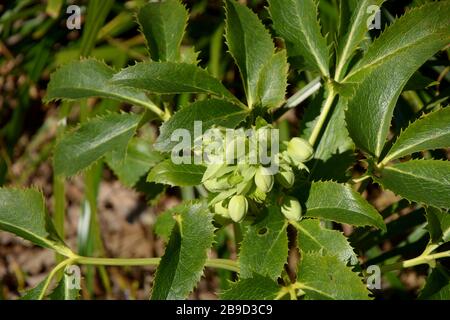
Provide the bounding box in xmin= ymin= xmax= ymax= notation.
xmin=214 ymin=201 xmax=230 ymax=219
xmin=276 ymin=168 xmax=295 ymax=188
xmin=228 ymin=195 xmax=248 ymax=223
xmin=281 ymin=196 xmax=302 ymax=221
xmin=287 ymin=138 xmax=314 ymax=163
xmin=254 ymin=166 xmax=274 ymax=193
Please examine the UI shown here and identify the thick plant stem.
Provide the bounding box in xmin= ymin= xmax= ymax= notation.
xmin=308 ymin=86 xmax=336 ymax=147
xmin=381 ymin=250 xmax=450 ymax=272
xmin=74 ymin=256 xmax=240 ymax=273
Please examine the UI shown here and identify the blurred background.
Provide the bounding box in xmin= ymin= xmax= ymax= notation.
xmin=0 ymin=0 xmax=449 ymax=300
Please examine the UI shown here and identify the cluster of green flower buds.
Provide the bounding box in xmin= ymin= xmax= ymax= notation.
xmin=200 ymin=127 xmax=314 ymax=223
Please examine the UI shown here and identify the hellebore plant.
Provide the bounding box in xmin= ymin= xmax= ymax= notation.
xmin=0 ymin=0 xmax=450 ymax=300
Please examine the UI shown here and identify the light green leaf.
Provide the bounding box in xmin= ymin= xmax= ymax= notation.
xmin=0 ymin=188 xmax=71 ymax=256
xmin=239 ymin=206 xmax=289 ymax=280
xmin=419 ymin=265 xmax=450 ymax=300
xmin=151 ymin=201 xmax=215 ymax=300
xmin=256 ymin=50 xmax=289 ymax=109
xmin=111 ymin=62 xmax=237 ymax=103
xmin=345 ymin=2 xmax=450 ymax=157
xmin=224 ymin=0 xmax=275 ymax=107
xmin=297 ymin=252 xmax=370 ymax=300
xmin=154 ymin=211 xmax=176 ymax=243
xmin=303 ymin=181 xmax=386 ymax=230
xmin=45 ymin=59 xmax=159 ymax=112
xmin=374 ymin=160 xmax=450 ymax=209
xmin=21 ymin=277 xmax=49 ymax=300
xmin=147 ymin=160 xmax=205 ymax=187
xmin=426 ymin=207 xmax=450 ymax=245
xmin=335 ymin=0 xmax=386 ymax=80
xmin=268 ymin=0 xmax=330 ymax=76
xmin=384 ymin=107 xmax=450 ymax=162
xmin=220 ymin=274 xmax=282 ymax=300
xmin=137 ymin=0 xmax=188 ymax=62
xmin=54 ymin=113 xmax=140 ymax=177
xmin=155 ymin=99 xmax=248 ymax=152
xmin=105 ymin=138 xmax=164 ymax=187
xmin=296 ymin=219 xmax=358 ymax=265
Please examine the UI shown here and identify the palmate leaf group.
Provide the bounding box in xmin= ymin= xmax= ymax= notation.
xmin=0 ymin=0 xmax=449 ymax=301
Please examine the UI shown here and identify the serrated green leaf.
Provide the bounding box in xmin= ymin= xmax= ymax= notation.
xmin=147 ymin=160 xmax=205 ymax=187
xmin=154 ymin=211 xmax=176 ymax=243
xmin=335 ymin=0 xmax=386 ymax=80
xmin=151 ymin=201 xmax=215 ymax=300
xmin=54 ymin=113 xmax=140 ymax=177
xmin=419 ymin=265 xmax=450 ymax=300
xmin=303 ymin=181 xmax=386 ymax=230
xmin=155 ymin=99 xmax=248 ymax=152
xmin=224 ymin=0 xmax=275 ymax=107
xmin=105 ymin=138 xmax=164 ymax=187
xmin=45 ymin=59 xmax=158 ymax=111
xmin=239 ymin=206 xmax=289 ymax=280
xmin=426 ymin=207 xmax=450 ymax=245
xmin=220 ymin=274 xmax=282 ymax=300
xmin=256 ymin=50 xmax=289 ymax=109
xmin=137 ymin=0 xmax=188 ymax=62
xmin=0 ymin=189 xmax=71 ymax=256
xmin=20 ymin=276 xmax=49 ymax=300
xmin=345 ymin=2 xmax=450 ymax=157
xmin=268 ymin=0 xmax=329 ymax=76
xmin=297 ymin=252 xmax=370 ymax=300
xmin=296 ymin=219 xmax=358 ymax=265
xmin=111 ymin=62 xmax=237 ymax=103
xmin=384 ymin=107 xmax=450 ymax=162
xmin=374 ymin=160 xmax=450 ymax=209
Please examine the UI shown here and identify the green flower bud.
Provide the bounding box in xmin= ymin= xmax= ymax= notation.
xmin=287 ymin=138 xmax=314 ymax=164
xmin=281 ymin=196 xmax=302 ymax=221
xmin=254 ymin=167 xmax=274 ymax=193
xmin=203 ymin=177 xmax=230 ymax=192
xmin=214 ymin=201 xmax=230 ymax=219
xmin=276 ymin=167 xmax=295 ymax=189
xmin=228 ymin=195 xmax=248 ymax=223
xmin=225 ymin=135 xmax=247 ymax=162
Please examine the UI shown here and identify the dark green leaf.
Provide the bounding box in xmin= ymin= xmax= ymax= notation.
xmin=224 ymin=0 xmax=275 ymax=107
xmin=49 ymin=266 xmax=81 ymax=300
xmin=297 ymin=252 xmax=370 ymax=300
xmin=147 ymin=160 xmax=205 ymax=187
xmin=384 ymin=107 xmax=450 ymax=162
xmin=151 ymin=201 xmax=215 ymax=300
xmin=54 ymin=113 xmax=140 ymax=177
xmin=45 ymin=59 xmax=158 ymax=111
xmin=419 ymin=265 xmax=450 ymax=300
xmin=304 ymin=181 xmax=386 ymax=230
xmin=0 ymin=188 xmax=71 ymax=256
xmin=112 ymin=62 xmax=237 ymax=102
xmin=345 ymin=2 xmax=450 ymax=157
xmin=374 ymin=160 xmax=450 ymax=209
xmin=268 ymin=0 xmax=330 ymax=76
xmin=296 ymin=219 xmax=358 ymax=265
xmin=239 ymin=206 xmax=289 ymax=280
xmin=155 ymin=99 xmax=248 ymax=152
xmin=137 ymin=0 xmax=188 ymax=62
xmin=154 ymin=211 xmax=176 ymax=243
xmin=220 ymin=274 xmax=282 ymax=300
xmin=425 ymin=207 xmax=450 ymax=244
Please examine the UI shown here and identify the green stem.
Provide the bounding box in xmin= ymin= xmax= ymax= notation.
xmin=38 ymin=258 xmax=76 ymax=300
xmin=74 ymin=256 xmax=240 ymax=273
xmin=308 ymin=86 xmax=336 ymax=147
xmin=381 ymin=250 xmax=450 ymax=272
